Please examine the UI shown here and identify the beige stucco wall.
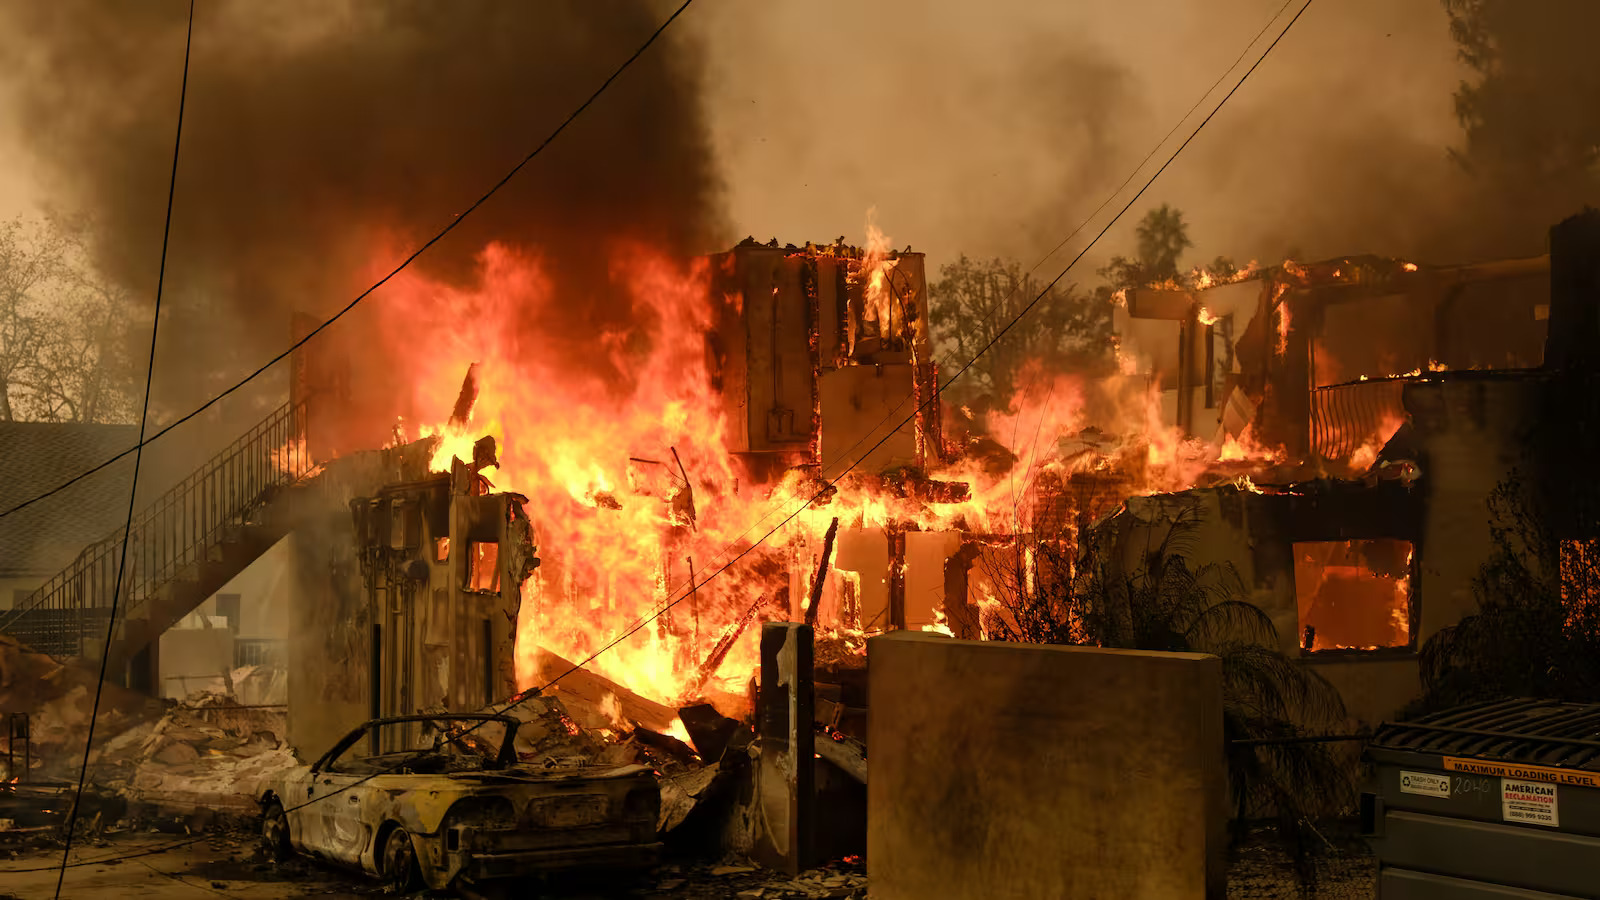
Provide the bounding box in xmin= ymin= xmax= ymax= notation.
xmin=868 ymin=632 xmax=1226 ymax=900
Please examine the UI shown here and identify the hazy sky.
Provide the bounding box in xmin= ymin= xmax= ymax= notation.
xmin=0 ymin=0 xmax=1473 ymax=283
xmin=692 ymin=0 xmax=1471 ymax=277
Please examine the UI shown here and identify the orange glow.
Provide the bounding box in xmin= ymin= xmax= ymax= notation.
xmin=358 ymin=224 xmax=1323 ymax=709
xmin=270 ymin=437 xmax=320 ymax=478
xmin=1295 ymin=540 xmax=1413 ymax=652
xmin=1346 ymin=413 xmax=1406 ymax=474
xmin=1273 ymin=286 xmax=1292 ymax=357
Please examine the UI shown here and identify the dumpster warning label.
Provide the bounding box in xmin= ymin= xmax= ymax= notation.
xmin=1502 ymin=779 xmax=1559 ymax=827
xmin=1399 ymin=771 xmax=1450 ymax=798
xmin=1444 ymin=757 xmax=1600 ymax=788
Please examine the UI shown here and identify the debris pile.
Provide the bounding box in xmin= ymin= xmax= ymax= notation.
xmin=0 ymin=636 xmax=166 ymax=781
xmin=645 ymin=859 xmax=868 ymax=900
xmin=94 ymin=676 xmax=297 ymax=826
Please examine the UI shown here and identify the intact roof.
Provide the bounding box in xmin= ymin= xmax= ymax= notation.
xmin=0 ymin=422 xmax=137 ymax=580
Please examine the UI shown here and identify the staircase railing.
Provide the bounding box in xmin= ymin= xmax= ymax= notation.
xmin=0 ymin=400 xmax=314 ymax=659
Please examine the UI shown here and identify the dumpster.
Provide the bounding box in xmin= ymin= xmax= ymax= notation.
xmin=1363 ymin=697 xmax=1600 ymax=898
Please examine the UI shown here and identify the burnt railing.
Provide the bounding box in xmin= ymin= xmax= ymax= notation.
xmin=1309 ymin=379 xmax=1406 ymax=465
xmin=0 ymin=400 xmax=312 ymax=660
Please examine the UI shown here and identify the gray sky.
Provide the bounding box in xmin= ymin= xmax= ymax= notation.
xmin=0 ymin=1 xmax=1472 ymax=282
xmin=691 ymin=0 xmax=1471 ymax=275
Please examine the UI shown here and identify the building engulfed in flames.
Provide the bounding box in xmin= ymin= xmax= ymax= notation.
xmin=282 ymin=210 xmax=1595 ymax=749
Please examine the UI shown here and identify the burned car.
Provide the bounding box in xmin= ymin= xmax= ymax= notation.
xmin=258 ymin=714 xmax=661 ymax=891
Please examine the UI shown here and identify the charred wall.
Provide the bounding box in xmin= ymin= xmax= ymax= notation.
xmin=708 ymin=241 xmax=938 ymax=478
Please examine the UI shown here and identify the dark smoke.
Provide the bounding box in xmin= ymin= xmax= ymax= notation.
xmin=0 ymin=0 xmax=724 ymax=457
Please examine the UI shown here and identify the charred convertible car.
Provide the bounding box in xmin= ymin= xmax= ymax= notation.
xmin=259 ymin=714 xmax=660 ymax=891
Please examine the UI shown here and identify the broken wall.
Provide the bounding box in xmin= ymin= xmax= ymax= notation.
xmin=867 ymin=632 xmax=1226 ymax=900
xmin=1100 ymin=484 xmax=1429 ymax=726
xmin=285 ymin=453 xmax=386 ymax=757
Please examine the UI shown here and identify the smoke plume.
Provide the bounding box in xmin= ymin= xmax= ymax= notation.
xmin=0 ymin=0 xmax=724 ymax=453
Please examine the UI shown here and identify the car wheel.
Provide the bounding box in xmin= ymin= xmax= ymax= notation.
xmin=382 ymin=827 xmax=421 ymax=892
xmin=260 ymin=801 xmax=291 ymax=862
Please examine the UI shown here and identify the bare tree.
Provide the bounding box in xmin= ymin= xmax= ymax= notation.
xmin=0 ymin=217 xmax=142 ymax=424
xmin=928 ymin=256 xmax=1112 ymax=404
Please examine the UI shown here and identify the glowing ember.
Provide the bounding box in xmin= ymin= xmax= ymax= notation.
xmin=1273 ymin=286 xmax=1292 ymax=357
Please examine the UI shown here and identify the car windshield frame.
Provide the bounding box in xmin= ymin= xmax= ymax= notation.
xmin=311 ymin=714 xmax=520 ymax=775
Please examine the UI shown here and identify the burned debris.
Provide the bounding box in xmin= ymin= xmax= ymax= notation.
xmin=0 ymin=203 xmax=1591 ymax=899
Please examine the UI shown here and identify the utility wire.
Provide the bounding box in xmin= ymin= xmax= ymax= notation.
xmin=31 ymin=0 xmax=1314 ymax=859
xmin=534 ymin=0 xmax=1319 ymax=710
xmin=0 ymin=0 xmax=697 ymax=525
xmin=54 ymin=3 xmax=195 ymax=897
xmin=678 ymin=0 xmax=1298 ymax=569
xmin=262 ymin=0 xmax=1317 ymax=825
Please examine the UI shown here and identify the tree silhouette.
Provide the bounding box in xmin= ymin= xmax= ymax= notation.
xmin=928 ymin=256 xmax=1113 ymax=405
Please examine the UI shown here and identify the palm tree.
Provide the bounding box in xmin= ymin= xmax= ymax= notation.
xmin=985 ymin=504 xmax=1354 ymax=882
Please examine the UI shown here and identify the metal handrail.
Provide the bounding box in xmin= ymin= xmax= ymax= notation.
xmin=1309 ymin=380 xmax=1406 ymax=465
xmin=0 ymin=401 xmax=313 ymax=658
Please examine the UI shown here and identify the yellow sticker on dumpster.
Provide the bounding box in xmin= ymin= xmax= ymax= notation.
xmin=1442 ymin=757 xmax=1600 ymax=788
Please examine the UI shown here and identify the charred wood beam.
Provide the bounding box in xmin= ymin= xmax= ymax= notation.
xmin=805 ymin=519 xmax=840 ymax=627
xmin=687 ymin=592 xmax=767 ymax=699
xmin=449 ymin=363 xmax=479 ymax=427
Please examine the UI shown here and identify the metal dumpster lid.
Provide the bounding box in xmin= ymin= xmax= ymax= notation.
xmin=1371 ymin=698 xmax=1600 ymax=771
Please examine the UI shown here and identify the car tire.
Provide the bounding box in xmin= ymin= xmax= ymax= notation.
xmin=260 ymin=801 xmax=291 ymax=863
xmin=382 ymin=827 xmax=421 ymax=893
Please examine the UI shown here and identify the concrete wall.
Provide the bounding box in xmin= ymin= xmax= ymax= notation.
xmin=158 ymin=626 xmax=234 ymax=700
xmin=286 ymin=508 xmax=371 ymax=758
xmin=867 ymin=632 xmax=1226 ymax=900
xmin=0 ymin=576 xmax=39 ymax=610
xmin=1102 ymin=487 xmax=1419 ymax=727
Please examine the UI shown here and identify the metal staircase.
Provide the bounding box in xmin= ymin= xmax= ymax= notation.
xmin=0 ymin=400 xmax=317 ymax=686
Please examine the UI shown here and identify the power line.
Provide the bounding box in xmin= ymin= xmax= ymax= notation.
xmin=42 ymin=0 xmax=1315 ymax=853
xmin=542 ymin=0 xmax=1317 ymax=679
xmin=716 ymin=0 xmax=1298 ymax=551
xmin=267 ymin=0 xmax=1316 ymax=824
xmin=0 ymin=0 xmax=697 ymax=525
xmin=539 ymin=0 xmax=1318 ymax=696
xmin=55 ymin=3 xmax=194 ymax=897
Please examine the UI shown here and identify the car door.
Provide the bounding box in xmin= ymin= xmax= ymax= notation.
xmin=297 ymin=724 xmax=373 ymax=866
xmin=278 ymin=767 xmax=321 ymax=853
xmin=310 ymin=768 xmax=373 ymax=867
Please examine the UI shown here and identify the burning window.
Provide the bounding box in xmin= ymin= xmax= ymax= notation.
xmin=435 ymin=537 xmax=450 ymax=563
xmin=1294 ymin=539 xmax=1414 ymax=652
xmin=466 ymin=541 xmax=500 ymax=594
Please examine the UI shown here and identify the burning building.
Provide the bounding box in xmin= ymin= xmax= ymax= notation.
xmin=15 ymin=205 xmax=1595 ymax=787
xmin=1088 ymin=212 xmax=1590 ymax=726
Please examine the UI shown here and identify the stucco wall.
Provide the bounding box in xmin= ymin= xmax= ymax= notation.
xmin=285 ymin=509 xmax=370 ymax=759
xmin=1407 ymin=377 xmax=1542 ymax=645
xmin=867 ymin=632 xmax=1226 ymax=900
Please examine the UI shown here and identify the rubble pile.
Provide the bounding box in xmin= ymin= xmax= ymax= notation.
xmin=0 ymin=636 xmax=167 ymax=781
xmin=644 ymin=859 xmax=868 ymax=900
xmin=100 ymin=674 xmax=297 ymax=825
